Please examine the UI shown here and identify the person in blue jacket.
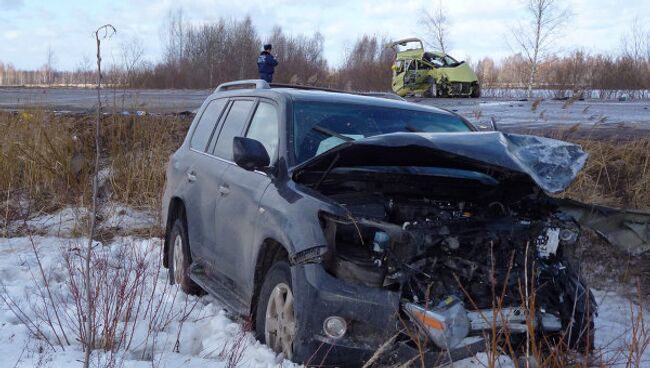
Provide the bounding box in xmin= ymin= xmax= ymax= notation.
xmin=257 ymin=44 xmax=278 ymax=83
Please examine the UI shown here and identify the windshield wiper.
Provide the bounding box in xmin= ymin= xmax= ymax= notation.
xmin=312 ymin=125 xmax=354 ymax=142
xmin=405 ymin=124 xmax=423 ymax=132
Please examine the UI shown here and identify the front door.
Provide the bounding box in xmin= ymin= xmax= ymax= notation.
xmin=213 ymin=99 xmax=279 ymax=296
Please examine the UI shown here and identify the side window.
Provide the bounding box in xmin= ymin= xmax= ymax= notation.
xmin=213 ymin=100 xmax=254 ymax=160
xmin=190 ymin=99 xmax=227 ymax=151
xmin=246 ymin=101 xmax=279 ymax=162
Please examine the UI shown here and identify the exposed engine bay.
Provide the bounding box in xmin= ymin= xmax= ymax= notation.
xmin=310 ymin=168 xmax=590 ymax=351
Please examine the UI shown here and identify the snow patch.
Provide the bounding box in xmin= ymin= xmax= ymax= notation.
xmin=7 ymin=207 xmax=89 ymax=237
xmin=0 ymin=235 xmax=296 ymax=367
xmin=100 ymin=203 xmax=157 ymax=231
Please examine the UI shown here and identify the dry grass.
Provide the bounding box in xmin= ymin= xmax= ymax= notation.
xmin=3 ymin=111 xmax=649 ymax=219
xmin=0 ymin=110 xmax=190 ymax=227
xmin=101 ymin=114 xmax=189 ymax=209
xmin=564 ymin=137 xmax=650 ymax=209
xmin=0 ymin=110 xmax=93 ymax=219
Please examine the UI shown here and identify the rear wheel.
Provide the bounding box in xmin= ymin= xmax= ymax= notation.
xmin=255 ymin=261 xmax=298 ymax=360
xmin=167 ymin=218 xmax=202 ymax=295
xmin=471 ymin=84 xmax=481 ymax=98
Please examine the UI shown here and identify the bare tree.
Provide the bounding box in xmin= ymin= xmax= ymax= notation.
xmin=336 ymin=35 xmax=394 ymax=91
xmin=621 ymin=17 xmax=649 ymax=63
xmin=83 ymin=23 xmax=116 ymax=368
xmin=77 ymin=55 xmax=93 ymax=86
xmin=121 ymin=36 xmax=145 ymax=87
xmin=44 ymin=45 xmax=57 ymax=84
xmin=509 ymin=0 xmax=570 ymax=97
xmin=160 ymin=8 xmax=185 ymax=87
xmin=418 ymin=0 xmax=451 ymax=54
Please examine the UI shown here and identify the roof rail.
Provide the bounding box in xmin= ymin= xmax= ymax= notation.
xmin=268 ymin=83 xmax=348 ymax=93
xmin=271 ymin=83 xmax=406 ymax=101
xmin=214 ymin=79 xmax=270 ymax=92
xmin=214 ymin=80 xmax=406 ymax=102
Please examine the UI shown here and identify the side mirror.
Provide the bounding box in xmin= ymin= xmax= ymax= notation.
xmin=233 ymin=136 xmax=270 ymax=171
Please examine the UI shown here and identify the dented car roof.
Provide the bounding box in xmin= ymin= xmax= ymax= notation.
xmin=292 ymin=131 xmax=588 ymax=193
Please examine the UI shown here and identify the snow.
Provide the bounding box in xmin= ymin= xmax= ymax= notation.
xmin=100 ymin=204 xmax=158 ymax=231
xmin=450 ymin=353 xmax=515 ymax=367
xmin=7 ymin=207 xmax=90 ymax=237
xmin=0 ymin=234 xmax=295 ymax=367
xmin=592 ymin=289 xmax=650 ymax=366
xmin=0 ymin=206 xmax=648 ymax=367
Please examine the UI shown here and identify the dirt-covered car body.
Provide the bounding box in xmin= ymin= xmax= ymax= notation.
xmin=161 ymin=81 xmax=595 ymax=366
xmin=389 ymin=38 xmax=480 ymax=98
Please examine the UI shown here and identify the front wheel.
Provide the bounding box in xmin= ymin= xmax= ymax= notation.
xmin=424 ymin=77 xmax=437 ymax=98
xmin=255 ymin=261 xmax=298 ymax=360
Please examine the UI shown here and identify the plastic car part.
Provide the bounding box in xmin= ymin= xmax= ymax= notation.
xmin=404 ymin=297 xmax=470 ymax=349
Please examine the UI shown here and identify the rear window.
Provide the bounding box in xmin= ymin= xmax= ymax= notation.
xmin=190 ymin=99 xmax=227 ymax=151
xmin=292 ymin=101 xmax=471 ymax=164
xmin=213 ymin=100 xmax=254 ymax=160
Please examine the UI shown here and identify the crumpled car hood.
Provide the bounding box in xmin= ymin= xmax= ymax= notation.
xmin=292 ymin=132 xmax=588 ymax=193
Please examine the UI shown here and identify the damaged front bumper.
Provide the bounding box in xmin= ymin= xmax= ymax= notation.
xmin=291 ymin=262 xmax=402 ymax=365
xmin=291 ymin=260 xmax=565 ymax=366
xmin=291 ymin=262 xmax=485 ymax=366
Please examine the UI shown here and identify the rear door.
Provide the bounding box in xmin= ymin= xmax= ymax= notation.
xmin=212 ymin=99 xmax=278 ymax=296
xmin=182 ymin=98 xmax=229 ymax=265
xmin=403 ymin=59 xmax=418 ymax=87
xmin=415 ymin=60 xmax=432 ymax=86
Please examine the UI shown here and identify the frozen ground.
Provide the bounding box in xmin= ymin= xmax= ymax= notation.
xmin=416 ymin=97 xmax=650 ymax=135
xmin=0 ymin=206 xmax=648 ymax=367
xmin=0 ymin=87 xmax=211 ymax=114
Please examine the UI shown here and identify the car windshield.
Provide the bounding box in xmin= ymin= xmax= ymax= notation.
xmin=428 ymin=54 xmax=459 ymax=67
xmin=292 ymin=101 xmax=471 ymax=164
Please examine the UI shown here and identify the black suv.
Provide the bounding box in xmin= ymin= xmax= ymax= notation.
xmin=162 ymin=80 xmax=595 ymax=366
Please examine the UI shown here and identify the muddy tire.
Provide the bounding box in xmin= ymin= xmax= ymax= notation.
xmin=255 ymin=261 xmax=299 ymax=361
xmin=167 ymin=218 xmax=203 ymax=295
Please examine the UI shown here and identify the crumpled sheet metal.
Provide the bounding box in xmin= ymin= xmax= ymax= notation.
xmin=293 ymin=132 xmax=588 ymax=194
xmin=559 ymin=199 xmax=650 ymax=255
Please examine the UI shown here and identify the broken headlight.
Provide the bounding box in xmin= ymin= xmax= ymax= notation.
xmin=319 ymin=213 xmax=400 ymax=288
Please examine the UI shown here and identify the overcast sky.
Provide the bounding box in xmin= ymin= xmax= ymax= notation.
xmin=0 ymin=0 xmax=647 ymax=70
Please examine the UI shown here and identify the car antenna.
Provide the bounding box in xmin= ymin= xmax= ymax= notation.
xmin=315 ymin=153 xmax=341 ymax=190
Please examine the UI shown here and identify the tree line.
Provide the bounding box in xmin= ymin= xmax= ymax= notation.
xmin=0 ymin=6 xmax=648 ymax=95
xmin=475 ymin=49 xmax=650 ymax=97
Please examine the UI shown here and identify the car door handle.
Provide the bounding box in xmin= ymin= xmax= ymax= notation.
xmin=187 ymin=171 xmax=197 ymax=182
xmin=218 ymin=184 xmax=230 ymax=195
